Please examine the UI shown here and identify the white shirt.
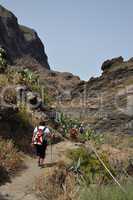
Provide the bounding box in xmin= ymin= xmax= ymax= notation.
xmin=34 ymin=126 xmax=51 ymax=136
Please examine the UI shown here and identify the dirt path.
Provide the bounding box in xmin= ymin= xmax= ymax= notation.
xmin=0 ymin=141 xmax=78 ymax=200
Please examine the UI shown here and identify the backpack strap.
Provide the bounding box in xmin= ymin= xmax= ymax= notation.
xmin=42 ymin=126 xmax=48 ymax=141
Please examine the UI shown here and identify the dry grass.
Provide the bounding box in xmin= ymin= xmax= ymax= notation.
xmin=0 ymin=74 xmax=9 ymax=87
xmin=35 ymin=161 xmax=78 ymax=200
xmin=3 ymin=87 xmax=17 ymax=105
xmin=34 ymin=133 xmax=133 ymax=200
xmin=0 ymin=137 xmax=23 ymax=174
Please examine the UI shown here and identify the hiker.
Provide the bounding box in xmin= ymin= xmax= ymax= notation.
xmin=32 ymin=121 xmax=52 ymax=167
xmin=79 ymin=124 xmax=85 ymax=134
xmin=69 ymin=125 xmax=78 ymax=140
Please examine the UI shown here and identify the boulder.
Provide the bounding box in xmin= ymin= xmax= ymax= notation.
xmin=26 ymin=91 xmax=42 ymax=109
xmin=101 ymin=56 xmax=124 ymax=71
xmin=128 ymin=57 xmax=133 ymax=62
xmin=0 ymin=105 xmax=18 ymax=120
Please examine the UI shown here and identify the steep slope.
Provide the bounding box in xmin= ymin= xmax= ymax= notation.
xmin=59 ymin=57 xmax=133 ymax=134
xmin=0 ymin=5 xmax=49 ymax=69
xmin=37 ymin=67 xmax=81 ymax=99
xmin=0 ymin=5 xmax=81 ymax=97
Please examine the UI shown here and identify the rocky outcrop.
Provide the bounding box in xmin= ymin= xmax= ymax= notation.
xmin=0 ymin=5 xmax=81 ymax=97
xmin=0 ymin=105 xmax=18 ymax=120
xmin=0 ymin=5 xmax=50 ymax=69
xmin=59 ymin=57 xmax=133 ymax=134
xmin=37 ymin=68 xmax=81 ymax=99
xmin=101 ymin=56 xmax=124 ymax=71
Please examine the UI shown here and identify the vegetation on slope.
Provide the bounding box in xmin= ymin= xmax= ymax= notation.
xmin=34 ymin=128 xmax=133 ymax=200
xmin=0 ymin=50 xmax=53 ymax=183
xmin=0 ymin=47 xmax=7 ymax=73
xmin=0 ymin=138 xmax=22 ymax=185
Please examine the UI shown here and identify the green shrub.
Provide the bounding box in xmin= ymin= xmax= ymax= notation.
xmin=18 ymin=68 xmax=51 ymax=105
xmin=10 ymin=104 xmax=34 ymax=154
xmin=0 ymin=74 xmax=9 ymax=86
xmin=58 ymin=113 xmax=81 ymax=137
xmin=6 ymin=68 xmax=51 ymax=105
xmin=18 ymin=68 xmax=39 ymax=84
xmin=16 ymin=104 xmax=31 ymax=129
xmin=79 ymin=181 xmax=133 ymax=200
xmin=79 ymin=129 xmax=105 ymax=146
xmin=67 ymin=147 xmax=115 ymax=185
xmin=6 ymin=68 xmax=39 ymax=88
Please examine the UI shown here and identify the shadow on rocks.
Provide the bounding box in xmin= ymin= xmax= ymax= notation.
xmin=0 ymin=194 xmax=9 ymax=200
xmin=40 ymin=162 xmax=57 ymax=168
xmin=0 ymin=166 xmax=11 ymax=186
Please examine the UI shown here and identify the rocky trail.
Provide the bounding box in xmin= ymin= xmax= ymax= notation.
xmin=0 ymin=141 xmax=77 ymax=200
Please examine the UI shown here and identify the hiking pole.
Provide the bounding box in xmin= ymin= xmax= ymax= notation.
xmin=50 ymin=133 xmax=54 ymax=162
xmin=51 ymin=140 xmax=52 ymax=162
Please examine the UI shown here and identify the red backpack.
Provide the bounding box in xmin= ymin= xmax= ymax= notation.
xmin=33 ymin=127 xmax=46 ymax=145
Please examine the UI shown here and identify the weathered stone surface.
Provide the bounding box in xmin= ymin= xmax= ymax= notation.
xmin=101 ymin=56 xmax=124 ymax=71
xmin=60 ymin=58 xmax=133 ymax=134
xmin=26 ymin=91 xmax=42 ymax=109
xmin=0 ymin=105 xmax=18 ymax=120
xmin=0 ymin=5 xmax=50 ymax=69
xmin=38 ymin=68 xmax=81 ymax=98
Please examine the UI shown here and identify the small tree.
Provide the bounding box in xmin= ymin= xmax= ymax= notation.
xmin=0 ymin=47 xmax=7 ymax=73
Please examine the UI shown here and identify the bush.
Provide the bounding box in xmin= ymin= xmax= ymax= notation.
xmin=0 ymin=74 xmax=8 ymax=86
xmin=79 ymin=181 xmax=133 ymax=200
xmin=58 ymin=113 xmax=81 ymax=137
xmin=0 ymin=138 xmax=22 ymax=174
xmin=35 ymin=162 xmax=77 ymax=200
xmin=16 ymin=104 xmax=31 ymax=129
xmin=6 ymin=68 xmax=39 ymax=88
xmin=18 ymin=68 xmax=39 ymax=86
xmin=3 ymin=87 xmax=17 ymax=105
xmin=7 ymin=68 xmax=51 ymax=105
xmin=79 ymin=129 xmax=104 ymax=145
xmin=67 ymin=147 xmax=115 ymax=185
xmin=0 ymin=47 xmax=7 ymax=73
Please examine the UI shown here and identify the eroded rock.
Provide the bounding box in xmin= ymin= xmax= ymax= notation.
xmin=0 ymin=5 xmax=50 ymax=69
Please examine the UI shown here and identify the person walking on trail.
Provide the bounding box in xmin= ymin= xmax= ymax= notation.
xmin=32 ymin=121 xmax=52 ymax=167
xmin=79 ymin=124 xmax=85 ymax=134
xmin=69 ymin=125 xmax=78 ymax=140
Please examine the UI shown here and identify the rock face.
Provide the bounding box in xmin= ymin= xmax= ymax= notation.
xmin=39 ymin=69 xmax=81 ymax=99
xmin=101 ymin=56 xmax=124 ymax=71
xmin=0 ymin=5 xmax=81 ymax=97
xmin=0 ymin=5 xmax=50 ymax=69
xmin=59 ymin=58 xmax=133 ymax=134
xmin=0 ymin=105 xmax=18 ymax=120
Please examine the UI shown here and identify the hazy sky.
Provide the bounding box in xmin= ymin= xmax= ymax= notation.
xmin=1 ymin=0 xmax=133 ymax=80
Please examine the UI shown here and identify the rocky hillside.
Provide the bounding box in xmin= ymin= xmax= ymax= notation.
xmin=0 ymin=5 xmax=132 ymax=135
xmin=0 ymin=5 xmax=81 ymax=97
xmin=0 ymin=5 xmax=49 ymax=69
xmin=37 ymin=68 xmax=81 ymax=99
xmin=59 ymin=57 xmax=133 ymax=134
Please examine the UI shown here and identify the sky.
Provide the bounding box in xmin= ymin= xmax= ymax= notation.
xmin=0 ymin=0 xmax=133 ymax=80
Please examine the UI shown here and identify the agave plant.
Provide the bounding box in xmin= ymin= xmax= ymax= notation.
xmin=74 ymin=157 xmax=81 ymax=173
